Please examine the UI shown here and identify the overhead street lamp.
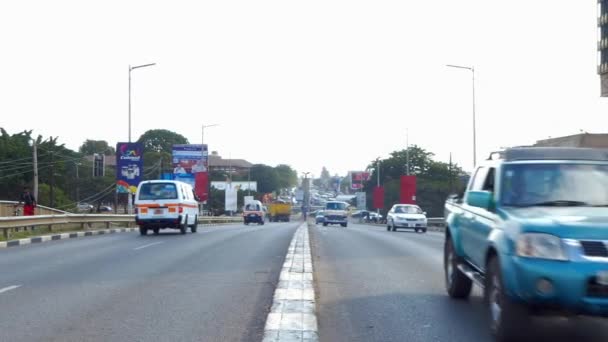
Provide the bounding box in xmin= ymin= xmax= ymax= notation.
xmin=128 ymin=63 xmax=156 ymax=142
xmin=202 ymin=124 xmax=219 ymax=146
xmin=447 ymin=64 xmax=477 ymax=168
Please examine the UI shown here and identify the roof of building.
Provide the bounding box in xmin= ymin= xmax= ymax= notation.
xmin=208 ymin=155 xmax=252 ymax=168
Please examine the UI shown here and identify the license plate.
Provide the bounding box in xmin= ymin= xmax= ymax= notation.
xmin=154 ymin=209 xmax=163 ymax=215
xmin=249 ymin=214 xmax=256 ymax=217
xmin=597 ymin=271 xmax=608 ymax=286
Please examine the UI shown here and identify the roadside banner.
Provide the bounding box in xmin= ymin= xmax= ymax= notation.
xmin=225 ymin=183 xmax=238 ymax=212
xmin=116 ymin=142 xmax=144 ymax=194
xmin=400 ymin=175 xmax=417 ymax=204
xmin=356 ymin=192 xmax=366 ymax=210
xmin=172 ymin=144 xmax=209 ymax=201
xmin=373 ymin=186 xmax=384 ymax=209
xmin=350 ymin=171 xmax=371 ymax=190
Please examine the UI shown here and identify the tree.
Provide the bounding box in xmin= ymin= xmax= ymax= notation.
xmin=79 ymin=140 xmax=115 ymax=156
xmin=142 ymin=151 xmax=172 ymax=180
xmin=249 ymin=164 xmax=279 ymax=194
xmin=275 ymin=164 xmax=298 ymax=190
xmin=320 ymin=167 xmax=331 ymax=189
xmin=364 ymin=145 xmax=466 ymax=217
xmin=137 ymin=129 xmax=189 ymax=153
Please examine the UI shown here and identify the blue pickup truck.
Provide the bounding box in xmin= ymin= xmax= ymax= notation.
xmin=444 ymin=147 xmax=608 ymax=341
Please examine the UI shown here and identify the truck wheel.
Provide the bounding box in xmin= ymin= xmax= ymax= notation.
xmin=190 ymin=216 xmax=198 ymax=233
xmin=444 ymin=237 xmax=472 ymax=298
xmin=486 ymin=256 xmax=528 ymax=341
xmin=341 ymin=223 xmax=347 ymax=228
xmin=153 ymin=228 xmax=160 ymax=235
xmin=139 ymin=227 xmax=148 ymax=236
xmin=323 ymin=223 xmax=328 ymax=227
xmin=260 ymin=219 xmax=265 ymax=226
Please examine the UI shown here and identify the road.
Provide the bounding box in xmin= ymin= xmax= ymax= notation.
xmin=0 ymin=222 xmax=299 ymax=342
xmin=311 ymin=222 xmax=608 ymax=342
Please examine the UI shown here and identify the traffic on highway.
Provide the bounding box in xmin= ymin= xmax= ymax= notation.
xmin=3 ymin=2 xmax=608 ymax=342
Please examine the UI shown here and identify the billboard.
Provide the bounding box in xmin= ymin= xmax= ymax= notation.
xmin=116 ymin=142 xmax=144 ymax=194
xmin=356 ymin=192 xmax=366 ymax=210
xmin=400 ymin=175 xmax=417 ymax=204
xmin=373 ymin=186 xmax=384 ymax=209
xmin=172 ymin=144 xmax=209 ymax=201
xmin=225 ymin=183 xmax=238 ymax=211
xmin=350 ymin=171 xmax=371 ymax=190
xmin=211 ymin=181 xmax=257 ymax=191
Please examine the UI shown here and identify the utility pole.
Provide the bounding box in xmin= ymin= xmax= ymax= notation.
xmin=449 ymin=152 xmax=453 ymax=193
xmin=50 ymin=151 xmax=55 ymax=208
xmin=32 ymin=140 xmax=38 ymax=201
xmin=406 ymin=128 xmax=410 ymax=176
xmin=248 ymin=168 xmax=251 ymax=196
xmin=75 ymin=162 xmax=80 ymax=203
xmin=376 ymin=158 xmax=380 ymax=215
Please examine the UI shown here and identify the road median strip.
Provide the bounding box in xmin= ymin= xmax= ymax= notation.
xmin=263 ymin=223 xmax=318 ymax=342
xmin=0 ymin=228 xmax=140 ymax=248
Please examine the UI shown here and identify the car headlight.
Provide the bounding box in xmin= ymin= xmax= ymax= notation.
xmin=516 ymin=233 xmax=567 ymax=261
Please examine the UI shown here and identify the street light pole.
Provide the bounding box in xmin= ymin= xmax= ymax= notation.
xmin=128 ymin=63 xmax=156 ymax=143
xmin=406 ymin=128 xmax=410 ymax=176
xmin=447 ymin=64 xmax=477 ymax=168
xmin=376 ymin=158 xmax=380 ymax=216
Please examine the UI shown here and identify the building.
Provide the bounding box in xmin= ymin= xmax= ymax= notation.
xmin=208 ymin=151 xmax=253 ymax=175
xmin=534 ymin=133 xmax=608 ymax=148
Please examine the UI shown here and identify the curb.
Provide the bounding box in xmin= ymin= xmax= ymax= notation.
xmin=262 ymin=223 xmax=318 ymax=342
xmin=0 ymin=228 xmax=140 ymax=248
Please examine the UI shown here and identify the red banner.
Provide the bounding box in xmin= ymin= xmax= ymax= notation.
xmin=195 ymin=172 xmax=209 ymax=202
xmin=400 ymin=175 xmax=417 ymax=204
xmin=350 ymin=171 xmax=371 ymax=190
xmin=373 ymin=186 xmax=384 ymax=209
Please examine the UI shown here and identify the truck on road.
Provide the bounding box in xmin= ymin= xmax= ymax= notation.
xmin=267 ymin=201 xmax=292 ymax=222
xmin=444 ymin=147 xmax=608 ymax=341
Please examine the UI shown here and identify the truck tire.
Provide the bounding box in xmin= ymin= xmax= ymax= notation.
xmin=444 ymin=237 xmax=472 ymax=298
xmin=486 ymin=256 xmax=528 ymax=342
xmin=139 ymin=227 xmax=148 ymax=236
xmin=341 ymin=223 xmax=347 ymax=228
xmin=323 ymin=222 xmax=328 ymax=227
xmin=153 ymin=227 xmax=160 ymax=235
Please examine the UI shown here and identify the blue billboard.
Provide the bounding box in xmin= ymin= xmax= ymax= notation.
xmin=116 ymin=142 xmax=144 ymax=193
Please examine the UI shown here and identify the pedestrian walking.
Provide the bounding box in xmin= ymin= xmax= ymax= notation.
xmin=19 ymin=187 xmax=36 ymax=216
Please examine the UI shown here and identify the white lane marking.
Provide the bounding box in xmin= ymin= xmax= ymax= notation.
xmin=133 ymin=241 xmax=164 ymax=250
xmin=0 ymin=285 xmax=21 ymax=294
xmin=263 ymin=223 xmax=318 ymax=342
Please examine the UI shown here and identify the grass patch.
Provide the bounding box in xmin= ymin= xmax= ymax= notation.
xmin=1 ymin=222 xmax=133 ymax=242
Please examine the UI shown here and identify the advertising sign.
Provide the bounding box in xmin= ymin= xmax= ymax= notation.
xmin=172 ymin=144 xmax=209 ymax=201
xmin=373 ymin=186 xmax=384 ymax=209
xmin=350 ymin=171 xmax=371 ymax=190
xmin=400 ymin=175 xmax=417 ymax=204
xmin=225 ymin=183 xmax=238 ymax=212
xmin=116 ymin=142 xmax=144 ymax=194
xmin=356 ymin=192 xmax=366 ymax=210
xmin=210 ymin=181 xmax=257 ymax=191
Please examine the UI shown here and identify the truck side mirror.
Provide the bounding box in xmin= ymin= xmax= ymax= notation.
xmin=466 ymin=191 xmax=494 ymax=210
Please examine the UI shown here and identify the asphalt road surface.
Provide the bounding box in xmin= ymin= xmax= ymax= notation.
xmin=310 ymin=222 xmax=608 ymax=342
xmin=0 ymin=222 xmax=299 ymax=342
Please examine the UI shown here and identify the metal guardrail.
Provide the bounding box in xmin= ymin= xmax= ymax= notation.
xmin=0 ymin=214 xmax=244 ymax=240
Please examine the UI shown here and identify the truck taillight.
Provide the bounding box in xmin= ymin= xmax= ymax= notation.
xmin=179 ymin=207 xmax=183 ymax=213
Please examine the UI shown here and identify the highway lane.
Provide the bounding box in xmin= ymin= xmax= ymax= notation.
xmin=310 ymin=222 xmax=608 ymax=342
xmin=0 ymin=222 xmax=300 ymax=342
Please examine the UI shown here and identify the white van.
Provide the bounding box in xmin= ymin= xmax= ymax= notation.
xmin=135 ymin=180 xmax=199 ymax=235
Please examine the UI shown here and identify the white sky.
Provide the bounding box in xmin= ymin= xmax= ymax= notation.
xmin=1 ymin=1 xmax=606 ymax=177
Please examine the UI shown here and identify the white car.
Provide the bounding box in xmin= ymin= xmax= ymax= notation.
xmin=386 ymin=204 xmax=427 ymax=233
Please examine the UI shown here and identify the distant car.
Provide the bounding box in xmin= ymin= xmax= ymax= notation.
xmin=97 ymin=206 xmax=113 ymax=213
xmin=369 ymin=212 xmax=383 ymax=223
xmin=76 ymin=203 xmax=94 ymax=213
xmin=315 ymin=210 xmax=325 ymax=224
xmin=386 ymin=204 xmax=427 ymax=233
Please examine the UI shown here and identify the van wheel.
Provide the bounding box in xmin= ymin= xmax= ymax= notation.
xmin=180 ymin=216 xmax=187 ymax=234
xmin=153 ymin=228 xmax=160 ymax=235
xmin=190 ymin=216 xmax=198 ymax=233
xmin=139 ymin=227 xmax=148 ymax=236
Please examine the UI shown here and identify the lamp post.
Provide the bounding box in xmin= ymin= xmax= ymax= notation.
xmin=447 ymin=64 xmax=477 ymax=168
xmin=128 ymin=63 xmax=156 ymax=143
xmin=202 ymin=124 xmax=219 ymax=146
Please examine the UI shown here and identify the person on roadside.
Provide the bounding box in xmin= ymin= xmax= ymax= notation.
xmin=19 ymin=187 xmax=36 ymax=216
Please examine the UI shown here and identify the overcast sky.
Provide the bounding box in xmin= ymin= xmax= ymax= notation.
xmin=1 ymin=1 xmax=605 ymax=177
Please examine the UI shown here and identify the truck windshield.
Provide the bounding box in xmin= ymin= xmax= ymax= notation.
xmin=501 ymin=163 xmax=608 ymax=207
xmin=326 ymin=202 xmax=347 ymax=210
xmin=138 ymin=183 xmax=178 ymax=200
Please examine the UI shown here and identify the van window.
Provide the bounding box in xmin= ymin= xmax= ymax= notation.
xmin=245 ymin=203 xmax=260 ymax=211
xmin=138 ymin=183 xmax=179 ymax=200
